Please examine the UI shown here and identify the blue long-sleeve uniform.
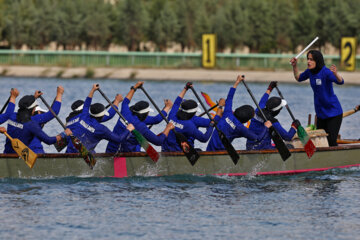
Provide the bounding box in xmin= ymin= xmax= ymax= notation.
xmin=106 ymin=98 xmax=167 ymax=153
xmin=4 ymin=116 xmax=57 ymax=154
xmin=66 ymin=97 xmax=130 ymax=153
xmin=28 ymin=101 xmax=62 ymax=153
xmin=161 ymin=96 xmax=215 ymax=152
xmin=106 ymin=106 xmax=167 ymax=153
xmin=298 ymin=66 xmax=343 ymax=119
xmin=246 ymin=93 xmax=296 ymax=150
xmin=0 ymin=102 xmax=15 ymax=124
xmin=207 ymin=87 xmax=266 ymax=151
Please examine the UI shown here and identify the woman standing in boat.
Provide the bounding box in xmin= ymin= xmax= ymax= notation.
xmin=290 ymin=50 xmax=344 ymax=146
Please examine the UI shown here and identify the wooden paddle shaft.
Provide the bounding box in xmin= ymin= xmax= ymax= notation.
xmin=0 ymin=96 xmax=10 ymax=114
xmin=275 ymin=86 xmax=296 ymax=121
xmin=39 ymin=95 xmax=67 ymax=130
xmin=242 ymin=80 xmax=269 ymax=122
xmin=139 ymin=86 xmax=169 ymax=124
xmin=189 ymin=86 xmax=223 ymax=133
xmin=198 ymin=103 xmax=219 ymax=117
xmin=97 ymin=88 xmax=130 ymax=125
xmin=3 ymin=132 xmax=13 ymax=141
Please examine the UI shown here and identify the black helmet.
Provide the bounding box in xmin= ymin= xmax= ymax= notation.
xmin=177 ymin=99 xmax=199 ymax=120
xmin=234 ymin=105 xmax=255 ymax=123
xmin=265 ymin=97 xmax=287 ymax=117
xmin=130 ymin=101 xmax=154 ymax=122
xmin=71 ymin=100 xmax=84 ymax=111
xmin=19 ymin=95 xmax=38 ymax=110
xmin=90 ymin=103 xmax=109 ymax=118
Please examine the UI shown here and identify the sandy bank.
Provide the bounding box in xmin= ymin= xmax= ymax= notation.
xmin=1 ymin=65 xmax=359 ymax=85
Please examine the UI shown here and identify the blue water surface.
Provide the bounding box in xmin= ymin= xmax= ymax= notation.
xmin=0 ymin=77 xmax=359 ymax=239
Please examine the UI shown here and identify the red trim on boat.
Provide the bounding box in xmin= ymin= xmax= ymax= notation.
xmin=214 ymin=163 xmax=360 ymax=176
xmin=113 ymin=157 xmax=127 ymax=178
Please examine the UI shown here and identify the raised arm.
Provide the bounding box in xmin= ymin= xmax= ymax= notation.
xmin=329 ymin=64 xmax=344 ymax=84
xmin=102 ymin=94 xmax=123 ymax=122
xmin=126 ymin=81 xmax=144 ymax=101
xmin=290 ymin=57 xmax=300 ymax=81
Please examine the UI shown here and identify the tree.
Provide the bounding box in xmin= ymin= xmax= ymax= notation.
xmin=322 ymin=0 xmax=355 ymax=50
xmin=152 ymin=1 xmax=179 ymax=51
xmin=55 ymin=0 xmax=84 ymax=50
xmin=4 ymin=0 xmax=38 ymax=49
xmin=80 ymin=0 xmax=112 ymax=50
xmin=193 ymin=1 xmax=213 ymax=49
xmin=243 ymin=0 xmax=276 ymax=52
xmin=291 ymin=0 xmax=318 ymax=50
xmin=269 ymin=0 xmax=294 ymax=52
xmin=213 ymin=0 xmax=249 ymax=52
xmin=32 ymin=0 xmax=59 ymax=49
xmin=173 ymin=0 xmax=197 ymax=51
xmin=114 ymin=0 xmax=149 ymax=51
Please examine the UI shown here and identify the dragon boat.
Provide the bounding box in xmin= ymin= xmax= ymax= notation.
xmin=1 ymin=141 xmax=359 ymax=178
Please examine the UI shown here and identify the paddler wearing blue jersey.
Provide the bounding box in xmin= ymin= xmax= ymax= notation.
xmin=291 ymin=50 xmax=344 ymax=146
xmin=0 ymin=88 xmax=19 ymax=124
xmin=66 ymin=84 xmax=135 ymax=153
xmin=246 ymin=81 xmax=299 ymax=150
xmin=4 ymin=92 xmax=72 ymax=153
xmin=162 ymin=82 xmax=220 ymax=152
xmin=207 ymin=75 xmax=271 ymax=151
xmin=106 ymin=81 xmax=174 ymax=153
xmin=28 ymin=86 xmax=64 ymax=153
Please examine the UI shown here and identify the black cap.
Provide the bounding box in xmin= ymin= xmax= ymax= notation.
xmin=19 ymin=95 xmax=37 ymax=109
xmin=234 ymin=105 xmax=254 ymax=123
xmin=71 ymin=100 xmax=84 ymax=111
xmin=90 ymin=103 xmax=109 ymax=117
xmin=266 ymin=97 xmax=286 ymax=112
xmin=177 ymin=99 xmax=199 ymax=120
xmin=130 ymin=101 xmax=153 ymax=114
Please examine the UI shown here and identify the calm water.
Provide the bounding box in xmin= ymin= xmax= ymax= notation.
xmin=0 ymin=77 xmax=359 ymax=239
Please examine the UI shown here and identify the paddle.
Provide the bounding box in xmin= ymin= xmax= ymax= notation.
xmin=0 ymin=96 xmax=10 ymax=114
xmin=189 ymin=86 xmax=240 ymax=165
xmin=275 ymin=86 xmax=316 ymax=158
xmin=139 ymin=86 xmax=200 ymax=166
xmin=198 ymin=103 xmax=219 ymax=117
xmin=2 ymin=131 xmax=37 ymax=168
xmin=242 ymin=79 xmax=291 ymax=161
xmin=97 ymin=87 xmax=160 ymax=162
xmin=201 ymin=91 xmax=219 ymax=113
xmin=38 ymin=95 xmax=96 ymax=169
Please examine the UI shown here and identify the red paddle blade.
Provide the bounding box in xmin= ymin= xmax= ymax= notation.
xmin=304 ymin=139 xmax=316 ymax=159
xmin=145 ymin=145 xmax=159 ymax=162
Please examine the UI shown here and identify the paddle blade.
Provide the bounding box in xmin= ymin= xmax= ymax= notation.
xmin=175 ymin=131 xmax=200 ymax=166
xmin=304 ymin=139 xmax=316 ymax=159
xmin=297 ymin=126 xmax=316 ymax=159
xmin=70 ymin=136 xmax=96 ymax=169
xmin=54 ymin=136 xmax=68 ymax=152
xmin=11 ymin=138 xmax=37 ymax=168
xmin=269 ymin=126 xmax=291 ymax=161
xmin=201 ymin=92 xmax=218 ymax=112
xmin=132 ymin=129 xmax=159 ymax=162
xmin=218 ymin=130 xmax=239 ymax=165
